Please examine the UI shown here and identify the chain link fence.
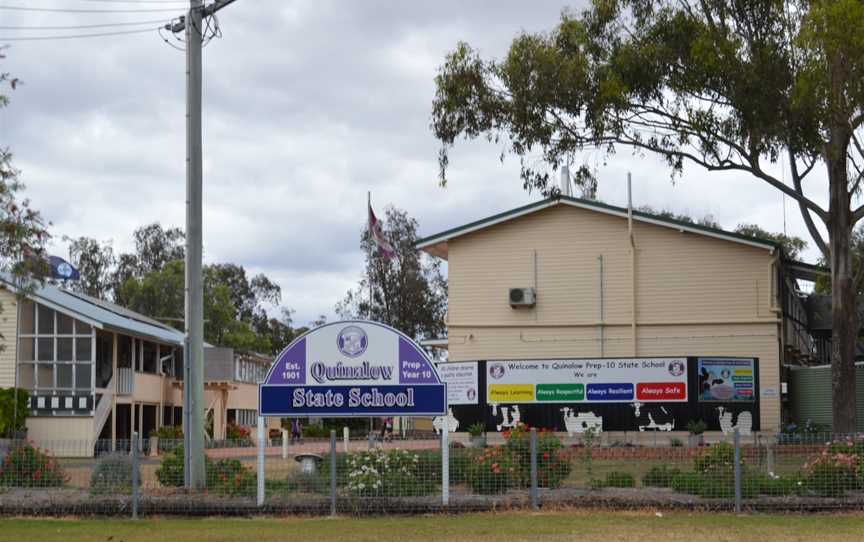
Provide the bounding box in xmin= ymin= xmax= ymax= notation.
xmin=1 ymin=425 xmax=863 ymax=516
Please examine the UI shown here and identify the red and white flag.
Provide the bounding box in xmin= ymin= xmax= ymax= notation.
xmin=368 ymin=204 xmax=396 ymax=258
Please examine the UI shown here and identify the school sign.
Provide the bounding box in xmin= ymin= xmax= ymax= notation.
xmin=259 ymin=321 xmax=447 ymax=417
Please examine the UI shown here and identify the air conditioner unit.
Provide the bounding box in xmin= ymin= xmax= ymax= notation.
xmin=509 ymin=287 xmax=536 ymax=307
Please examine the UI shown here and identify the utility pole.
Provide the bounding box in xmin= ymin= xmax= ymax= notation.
xmin=170 ymin=0 xmax=241 ymax=491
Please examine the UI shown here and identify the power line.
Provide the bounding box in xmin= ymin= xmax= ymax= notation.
xmin=0 ymin=27 xmax=158 ymax=40
xmin=0 ymin=5 xmax=184 ymax=13
xmin=0 ymin=19 xmax=168 ymax=30
xmin=77 ymin=1 xmax=187 ymax=3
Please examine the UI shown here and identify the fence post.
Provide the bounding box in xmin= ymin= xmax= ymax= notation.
xmin=257 ymin=417 xmax=265 ymax=507
xmin=368 ymin=430 xmax=375 ymax=450
xmin=733 ymin=428 xmax=742 ymax=513
xmin=131 ymin=431 xmax=139 ymax=519
xmin=766 ymin=438 xmax=775 ymax=475
xmin=330 ymin=430 xmax=337 ymax=517
xmin=343 ymin=426 xmax=350 ymax=453
xmin=530 ymin=427 xmax=538 ymax=510
xmin=282 ymin=429 xmax=289 ymax=459
xmin=442 ymin=424 xmax=450 ymax=507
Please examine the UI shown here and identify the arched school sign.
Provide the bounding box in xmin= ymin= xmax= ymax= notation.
xmin=259 ymin=321 xmax=447 ymax=417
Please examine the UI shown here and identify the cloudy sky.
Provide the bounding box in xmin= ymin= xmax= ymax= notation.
xmin=1 ymin=0 xmax=832 ymax=325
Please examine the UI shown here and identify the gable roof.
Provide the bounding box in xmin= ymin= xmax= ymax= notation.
xmin=0 ymin=273 xmax=184 ymax=346
xmin=415 ymin=195 xmax=779 ymax=260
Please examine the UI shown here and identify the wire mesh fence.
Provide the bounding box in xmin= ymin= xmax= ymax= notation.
xmin=1 ymin=425 xmax=863 ymax=516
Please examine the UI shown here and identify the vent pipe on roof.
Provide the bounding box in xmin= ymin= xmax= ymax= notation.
xmin=560 ymin=165 xmax=572 ymax=197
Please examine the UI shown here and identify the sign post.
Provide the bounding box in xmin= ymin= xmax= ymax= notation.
xmin=259 ymin=321 xmax=448 ymax=504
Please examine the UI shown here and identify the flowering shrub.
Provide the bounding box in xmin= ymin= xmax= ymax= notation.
xmin=0 ymin=442 xmax=67 ymax=488
xmin=346 ymin=448 xmax=432 ymax=497
xmin=503 ymin=423 xmax=571 ymax=488
xmin=804 ymin=438 xmax=863 ymax=497
xmin=226 ymin=422 xmax=253 ymax=446
xmin=208 ymin=458 xmax=256 ymax=496
xmin=156 ymin=444 xmax=256 ymax=495
xmin=468 ymin=445 xmax=520 ymax=494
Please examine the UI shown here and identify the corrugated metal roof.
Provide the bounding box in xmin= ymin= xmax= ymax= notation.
xmin=0 ymin=274 xmax=184 ymax=346
xmin=415 ymin=196 xmax=781 ymax=260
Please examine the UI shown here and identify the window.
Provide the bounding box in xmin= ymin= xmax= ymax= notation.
xmin=38 ymin=307 xmax=55 ymax=335
xmin=230 ymin=409 xmax=258 ymax=427
xmin=19 ymin=300 xmax=35 ymax=334
xmin=142 ymin=341 xmax=157 ymax=374
xmin=18 ymin=301 xmax=94 ymax=392
xmin=118 ymin=335 xmax=133 ymax=369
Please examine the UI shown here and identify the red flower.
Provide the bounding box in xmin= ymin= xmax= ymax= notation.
xmin=543 ymin=452 xmax=550 ymax=460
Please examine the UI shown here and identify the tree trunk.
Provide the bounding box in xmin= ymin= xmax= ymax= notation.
xmin=828 ymin=149 xmax=858 ymax=434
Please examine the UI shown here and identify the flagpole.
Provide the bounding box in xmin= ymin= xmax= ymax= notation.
xmin=367 ymin=191 xmax=373 ymax=439
xmin=367 ymin=191 xmax=373 ymax=321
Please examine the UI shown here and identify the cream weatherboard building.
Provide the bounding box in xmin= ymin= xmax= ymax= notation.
xmin=0 ymin=275 xmax=276 ymax=456
xmin=417 ymin=196 xmax=823 ymax=435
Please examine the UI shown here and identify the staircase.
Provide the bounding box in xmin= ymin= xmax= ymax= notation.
xmin=92 ymin=376 xmax=114 ymax=449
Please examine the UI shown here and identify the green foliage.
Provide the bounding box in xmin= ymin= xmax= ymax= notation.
xmin=335 ymin=206 xmax=447 ymax=342
xmin=155 ymin=444 xmax=256 ymax=495
xmin=670 ymin=438 xmax=684 ymax=448
xmin=430 ymin=0 xmax=864 ymax=432
xmin=155 ymin=443 xmax=186 ymax=487
xmin=603 ymin=471 xmax=635 ymax=488
xmin=0 ymin=388 xmax=28 ymax=437
xmin=208 ymin=457 xmax=256 ymax=497
xmin=226 ymin=422 xmax=253 ymax=446
xmin=803 ymin=441 xmax=863 ymax=497
xmin=504 ymin=423 xmax=571 ymax=488
xmin=283 ymin=471 xmax=327 ymax=494
xmin=301 ymin=424 xmax=331 ymax=438
xmin=670 ymin=471 xmax=704 ymax=495
xmin=642 ymin=465 xmax=681 ymax=488
xmin=468 ymin=445 xmax=520 ymax=495
xmin=0 ymin=442 xmax=67 ymax=488
xmin=749 ymin=473 xmax=801 ymax=497
xmin=467 ymin=422 xmax=485 ymax=437
xmin=734 ymin=224 xmax=807 ymax=260
xmin=693 ymin=442 xmax=737 ymax=473
xmin=154 ymin=425 xmax=183 ymax=453
xmin=346 ymin=448 xmax=434 ymax=497
xmin=686 ymin=419 xmax=707 ymax=435
xmin=90 ymin=453 xmax=138 ymax=495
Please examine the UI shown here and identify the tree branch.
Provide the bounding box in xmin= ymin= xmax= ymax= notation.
xmin=789 ymin=148 xmax=829 ymax=257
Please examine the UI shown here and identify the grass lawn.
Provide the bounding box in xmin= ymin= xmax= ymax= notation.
xmin=1 ymin=511 xmax=862 ymax=542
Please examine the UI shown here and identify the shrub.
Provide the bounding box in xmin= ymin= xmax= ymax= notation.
xmin=468 ymin=445 xmax=520 ymax=494
xmin=504 ymin=423 xmax=571 ymax=488
xmin=302 ymin=424 xmax=331 ymax=439
xmin=226 ymin=422 xmax=253 ymax=446
xmin=155 ymin=444 xmax=256 ymax=495
xmin=155 ymin=444 xmax=186 ymax=487
xmin=670 ymin=471 xmax=703 ymax=495
xmin=693 ymin=442 xmax=737 ymax=473
xmin=604 ymin=471 xmax=635 ymax=488
xmin=670 ymin=438 xmax=684 ymax=447
xmin=0 ymin=388 xmax=28 ymax=437
xmin=284 ymin=471 xmax=327 ymax=494
xmin=90 ymin=453 xmax=138 ymax=495
xmin=750 ymin=473 xmax=800 ymax=496
xmin=686 ymin=419 xmax=707 ymax=435
xmin=208 ymin=457 xmax=256 ymax=496
xmin=346 ymin=448 xmax=434 ymax=497
xmin=153 ymin=426 xmax=183 ymax=452
xmin=642 ymin=465 xmax=681 ymax=488
xmin=467 ymin=422 xmax=485 ymax=437
xmin=0 ymin=442 xmax=67 ymax=488
xmin=804 ymin=451 xmax=860 ymax=497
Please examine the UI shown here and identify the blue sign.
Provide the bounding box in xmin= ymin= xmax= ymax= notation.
xmin=259 ymin=321 xmax=447 ymax=417
xmin=586 ymin=383 xmax=634 ymax=401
